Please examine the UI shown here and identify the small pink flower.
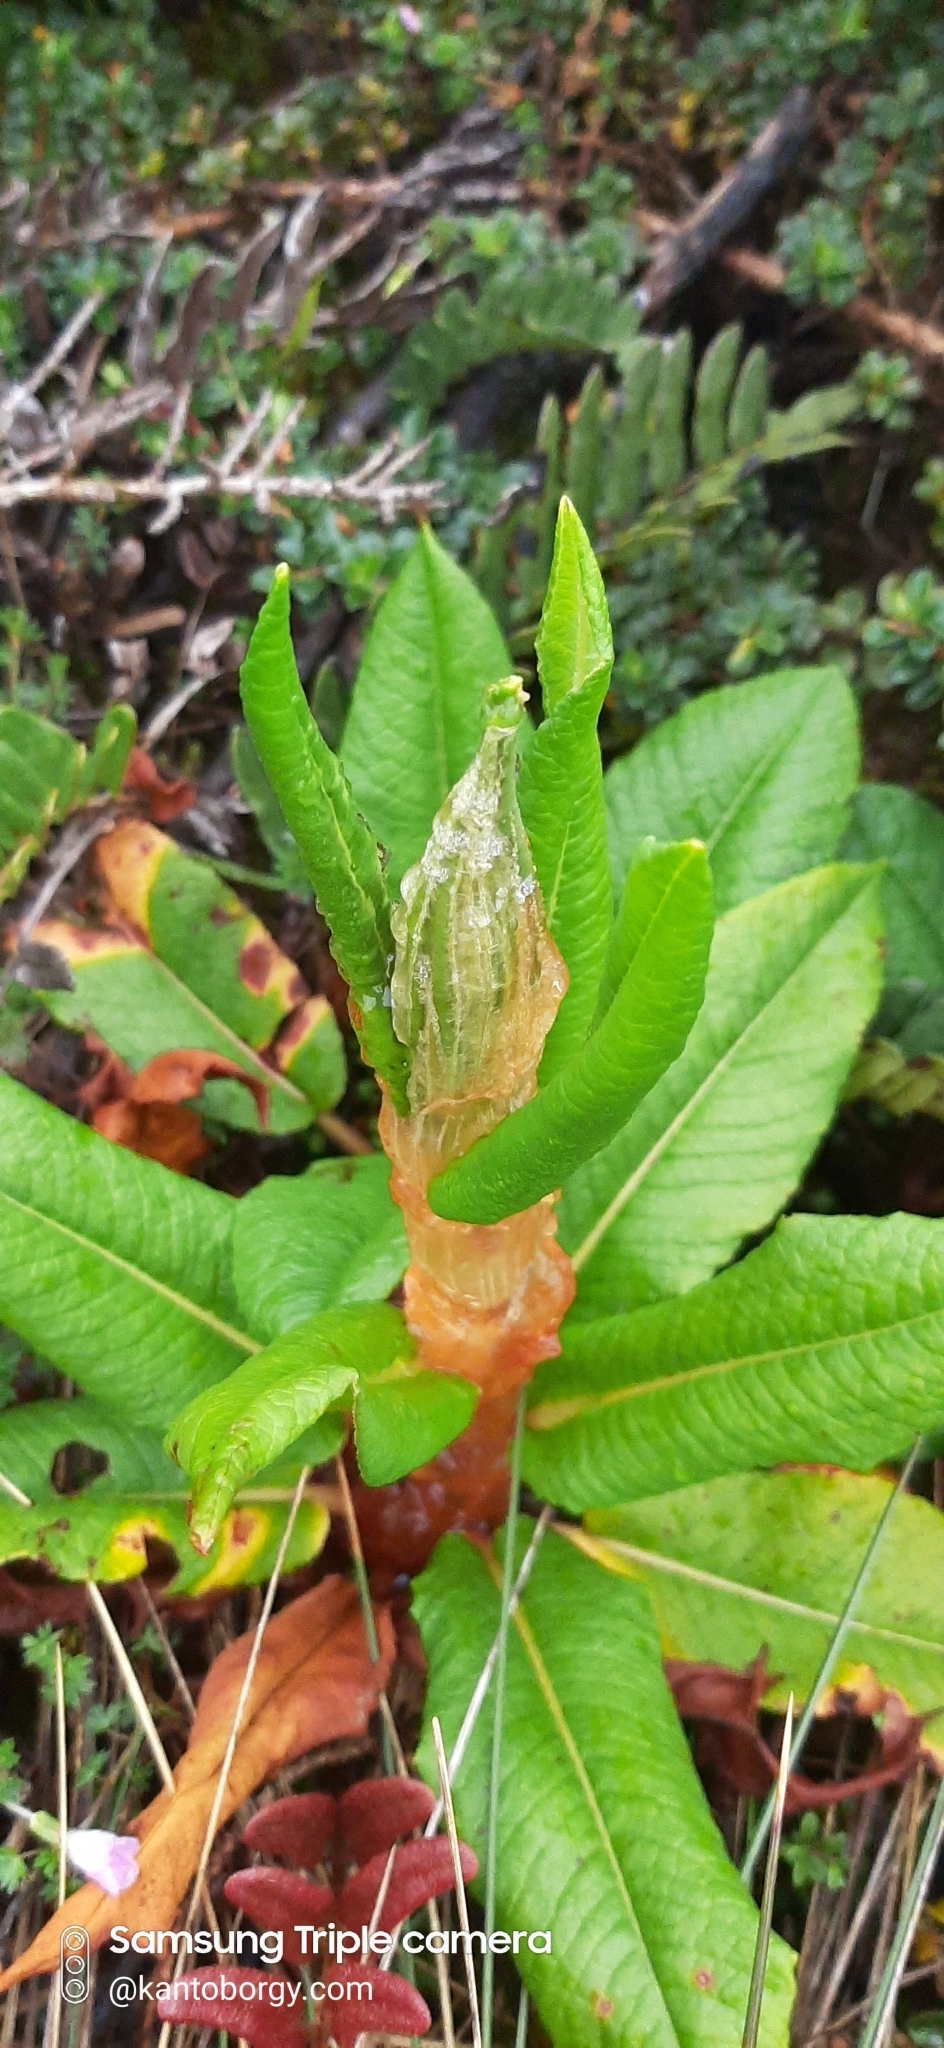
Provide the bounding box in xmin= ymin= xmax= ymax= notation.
xmin=398 ymin=5 xmax=423 ymax=31
xmin=66 ymin=1829 xmax=140 ymax=1896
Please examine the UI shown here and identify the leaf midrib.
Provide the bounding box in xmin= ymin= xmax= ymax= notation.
xmin=571 ymin=874 xmax=870 ymax=1272
xmin=481 ymin=1543 xmax=680 ymax=2043
xmin=0 ymin=1190 xmax=259 ymax=1354
xmin=528 ymin=1296 xmax=944 ymax=1428
xmin=566 ymin=1528 xmax=944 ymax=1662
xmin=700 ymin=696 xmax=811 ymax=863
xmin=139 ymin=955 xmax=307 ymax=1108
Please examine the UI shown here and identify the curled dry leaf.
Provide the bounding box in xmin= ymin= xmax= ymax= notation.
xmin=121 ymin=745 xmax=196 ymax=821
xmin=0 ymin=1577 xmax=394 ymax=1991
xmin=83 ymin=1045 xmax=270 ymax=1171
xmin=667 ymin=1650 xmax=928 ymax=1814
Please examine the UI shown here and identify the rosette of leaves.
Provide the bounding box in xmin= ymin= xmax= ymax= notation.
xmin=7 ymin=502 xmax=944 ymax=2047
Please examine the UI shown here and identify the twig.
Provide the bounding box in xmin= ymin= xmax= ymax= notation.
xmin=156 ymin=1463 xmax=311 ymax=2048
xmin=635 ymin=205 xmax=944 ymax=363
xmin=859 ymin=1769 xmax=944 ymax=2048
xmin=638 ymin=87 xmax=813 ymax=313
xmin=0 ymin=292 xmax=104 ymax=435
xmin=0 ymin=454 xmax=445 ymax=520
xmin=432 ymin=1716 xmax=482 ymax=2048
xmin=138 ymin=1584 xmax=196 ymax=1721
xmin=86 ymin=1582 xmax=175 ymax=1795
xmin=317 ymin=1111 xmax=374 ymax=1157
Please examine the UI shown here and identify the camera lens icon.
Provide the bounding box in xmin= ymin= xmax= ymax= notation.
xmin=59 ymin=1928 xmax=90 ymax=2003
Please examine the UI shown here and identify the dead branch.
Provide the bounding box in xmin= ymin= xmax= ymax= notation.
xmin=636 ymin=207 xmax=944 ymax=364
xmin=638 ymin=86 xmax=814 ymax=313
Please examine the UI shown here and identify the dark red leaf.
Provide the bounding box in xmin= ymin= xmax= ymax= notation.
xmin=321 ymin=1965 xmax=430 ymax=2047
xmin=338 ymin=1778 xmax=435 ymax=1869
xmin=242 ymin=1792 xmax=338 ymax=1870
xmin=337 ymin=1838 xmax=478 ymax=1934
xmin=225 ymin=1869 xmax=334 ymax=1969
xmin=154 ymin=1967 xmax=306 ymax=2046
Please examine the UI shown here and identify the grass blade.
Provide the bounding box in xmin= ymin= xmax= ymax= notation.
xmin=859 ymin=1772 xmax=944 ymax=2048
xmin=741 ymin=1442 xmax=922 ymax=1884
xmin=481 ymin=1393 xmax=526 ymax=2048
xmin=742 ymin=1694 xmax=793 ymax=2048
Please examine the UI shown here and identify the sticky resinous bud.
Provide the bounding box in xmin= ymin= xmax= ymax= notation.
xmin=391 ymin=678 xmax=565 ymax=1138
xmin=378 ymin=678 xmax=574 ymax=1401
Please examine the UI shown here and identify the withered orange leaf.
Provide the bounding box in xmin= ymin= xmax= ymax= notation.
xmin=122 ymin=746 xmax=196 ymax=821
xmin=0 ymin=1578 xmax=394 ymax=1990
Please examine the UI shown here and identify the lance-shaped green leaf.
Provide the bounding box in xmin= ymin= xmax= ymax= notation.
xmin=605 ymin=665 xmax=860 ymax=916
xmin=842 ymin=782 xmax=944 ymax=986
xmin=561 ymin=863 xmax=883 ymax=1319
xmin=341 ymin=524 xmax=511 ymax=887
xmin=429 ymin=841 xmax=712 ymax=1225
xmin=414 ymin=1528 xmax=794 ymax=2048
xmin=240 ymin=566 xmax=409 ymax=1109
xmin=232 ymin=1154 xmax=408 ymax=1343
xmin=168 ymin=1303 xmax=410 ymax=1550
xmin=0 ymin=1396 xmax=327 ymax=1595
xmin=518 ymin=498 xmax=613 ymax=1079
xmin=579 ymin=1468 xmax=944 ymax=1764
xmin=524 ymin=1212 xmax=944 ymax=1513
xmin=0 ymin=1073 xmax=251 ymax=1427
xmin=353 ymin=1360 xmax=478 ymax=1488
xmin=74 ymin=703 xmax=137 ymax=801
xmin=0 ymin=705 xmax=84 ymax=901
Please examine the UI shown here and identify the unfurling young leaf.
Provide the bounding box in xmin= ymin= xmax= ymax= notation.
xmin=341 ymin=522 xmax=511 ymax=887
xmin=391 ymin=676 xmax=551 ymax=1112
xmin=428 ymin=839 xmax=713 ymax=1225
xmin=168 ymin=1303 xmax=410 ymax=1549
xmin=239 ymin=565 xmax=410 ymax=1110
xmin=519 ymin=497 xmax=613 ymax=1079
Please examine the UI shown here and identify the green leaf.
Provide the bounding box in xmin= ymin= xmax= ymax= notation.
xmin=230 ymin=725 xmax=310 ymax=896
xmin=232 ymin=1154 xmax=408 ymax=1343
xmin=240 ymin=566 xmax=409 ymax=1109
xmin=648 ymin=331 xmax=692 ymax=495
xmin=0 ymin=1073 xmax=251 ymax=1427
xmin=75 ymin=704 xmax=136 ymax=801
xmin=0 ymin=706 xmax=83 ymax=902
xmin=169 ymin=1303 xmax=410 ymax=1549
xmin=560 ymin=863 xmax=883 ymax=1317
xmin=604 ymin=666 xmax=860 ymax=916
xmin=341 ymin=526 xmax=511 ymax=888
xmin=563 ymin=366 xmax=605 ymax=529
xmin=525 ymin=1211 xmax=944 ymax=1512
xmin=414 ymin=1528 xmax=794 ymax=2048
xmin=37 ymin=926 xmax=324 ymax=1136
xmin=601 ymin=337 xmax=661 ymax=525
xmin=0 ymin=1394 xmax=329 ymax=1594
xmin=727 ymin=344 xmax=769 ymax=451
xmin=842 ymin=783 xmax=944 ymax=986
xmin=429 ymin=841 xmax=713 ymax=1225
xmin=580 ymin=1468 xmax=944 ymax=1764
xmin=692 ymin=325 xmax=743 ymax=470
xmin=519 ymin=499 xmax=613 ymax=1077
xmin=354 ymin=1365 xmax=477 ymax=1488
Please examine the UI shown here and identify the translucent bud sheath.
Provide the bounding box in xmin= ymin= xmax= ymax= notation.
xmin=379 ymin=678 xmax=575 ymax=1403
